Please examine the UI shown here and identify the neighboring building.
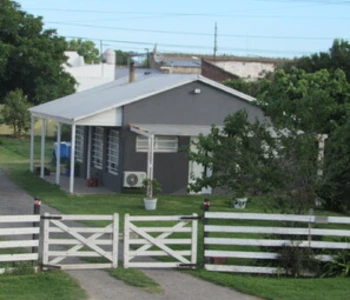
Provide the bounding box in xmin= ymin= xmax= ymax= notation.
xmin=29 ymin=74 xmax=265 ymax=195
xmin=148 ymin=47 xmax=201 ymax=74
xmin=64 ymin=50 xmax=116 ymax=92
xmin=148 ymin=47 xmax=285 ymax=81
xmin=202 ymin=57 xmax=284 ymax=82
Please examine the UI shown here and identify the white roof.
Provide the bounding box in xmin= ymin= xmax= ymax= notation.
xmin=129 ymin=123 xmax=218 ymax=136
xmin=30 ymin=74 xmax=256 ymax=124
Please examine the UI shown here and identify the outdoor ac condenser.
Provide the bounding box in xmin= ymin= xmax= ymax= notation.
xmin=123 ymin=171 xmax=147 ymax=188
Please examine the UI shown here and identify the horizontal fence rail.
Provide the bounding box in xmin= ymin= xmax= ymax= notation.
xmin=0 ymin=215 xmax=41 ymax=274
xmin=204 ymin=212 xmax=350 ymax=275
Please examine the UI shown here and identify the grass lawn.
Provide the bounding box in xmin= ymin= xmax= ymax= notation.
xmin=0 ymin=271 xmax=86 ymax=300
xmin=1 ymin=136 xmax=350 ymax=300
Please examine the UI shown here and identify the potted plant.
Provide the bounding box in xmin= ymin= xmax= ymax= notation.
xmin=232 ymin=187 xmax=248 ymax=209
xmin=142 ymin=178 xmax=161 ymax=210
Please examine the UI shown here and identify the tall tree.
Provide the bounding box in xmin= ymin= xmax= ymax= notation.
xmin=67 ymin=38 xmax=101 ymax=64
xmin=0 ymin=0 xmax=76 ymax=104
xmin=282 ymin=39 xmax=350 ymax=82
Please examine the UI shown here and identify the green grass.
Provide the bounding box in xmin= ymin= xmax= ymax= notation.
xmin=0 ymin=271 xmax=86 ymax=300
xmin=188 ymin=270 xmax=350 ymax=300
xmin=1 ymin=136 xmax=350 ymax=300
xmin=108 ymin=262 xmax=163 ymax=294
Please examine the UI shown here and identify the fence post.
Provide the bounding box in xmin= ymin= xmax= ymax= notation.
xmin=308 ymin=208 xmax=314 ymax=247
xmin=32 ymin=197 xmax=41 ymax=255
xmin=203 ymin=199 xmax=211 ymax=266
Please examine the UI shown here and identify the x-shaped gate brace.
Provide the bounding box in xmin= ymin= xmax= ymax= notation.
xmin=125 ymin=214 xmax=199 ymax=267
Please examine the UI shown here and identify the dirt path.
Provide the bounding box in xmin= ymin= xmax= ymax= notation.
xmin=0 ymin=169 xmax=262 ymax=300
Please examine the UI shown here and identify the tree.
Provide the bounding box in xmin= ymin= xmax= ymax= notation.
xmin=1 ymin=89 xmax=31 ymax=137
xmin=282 ymin=39 xmax=350 ymax=82
xmin=0 ymin=0 xmax=76 ymax=105
xmin=257 ymin=67 xmax=350 ymax=134
xmin=115 ymin=50 xmax=131 ymax=65
xmin=67 ymin=38 xmax=100 ymax=64
xmin=189 ymin=110 xmax=321 ymax=214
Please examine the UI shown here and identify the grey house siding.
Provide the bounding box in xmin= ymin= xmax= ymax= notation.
xmin=122 ymin=80 xmax=264 ymax=194
xmin=123 ymin=131 xmax=190 ymax=194
xmin=123 ymin=81 xmax=264 ymax=125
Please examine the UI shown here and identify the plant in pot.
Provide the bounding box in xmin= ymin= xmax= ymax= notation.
xmin=232 ymin=186 xmax=248 ymax=209
xmin=142 ymin=178 xmax=162 ymax=210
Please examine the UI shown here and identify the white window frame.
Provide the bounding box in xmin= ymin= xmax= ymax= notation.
xmin=75 ymin=126 xmax=84 ymax=163
xmin=92 ymin=127 xmax=104 ymax=169
xmin=107 ymin=129 xmax=119 ymax=175
xmin=136 ymin=135 xmax=178 ymax=153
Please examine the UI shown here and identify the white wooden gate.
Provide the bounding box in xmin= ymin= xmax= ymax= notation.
xmin=124 ymin=214 xmax=199 ymax=268
xmin=42 ymin=213 xmax=119 ymax=270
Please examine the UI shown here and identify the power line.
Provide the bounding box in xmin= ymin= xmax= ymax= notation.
xmin=25 ymin=7 xmax=349 ymax=20
xmin=48 ymin=22 xmax=346 ymax=41
xmin=64 ymin=35 xmax=315 ymax=56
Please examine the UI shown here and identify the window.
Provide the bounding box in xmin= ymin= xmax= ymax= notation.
xmin=75 ymin=126 xmax=84 ymax=163
xmin=107 ymin=130 xmax=119 ymax=175
xmin=92 ymin=127 xmax=104 ymax=169
xmin=136 ymin=135 xmax=178 ymax=153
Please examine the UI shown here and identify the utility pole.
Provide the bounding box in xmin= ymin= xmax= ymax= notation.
xmin=213 ymin=22 xmax=218 ymax=60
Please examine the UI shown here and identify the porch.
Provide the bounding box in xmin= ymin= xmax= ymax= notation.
xmin=43 ymin=173 xmax=114 ymax=195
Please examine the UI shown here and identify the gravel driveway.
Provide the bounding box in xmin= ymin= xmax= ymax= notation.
xmin=0 ymin=169 xmax=261 ymax=300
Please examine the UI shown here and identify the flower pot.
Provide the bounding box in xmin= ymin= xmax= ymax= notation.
xmin=232 ymin=197 xmax=248 ymax=209
xmin=144 ymin=198 xmax=157 ymax=210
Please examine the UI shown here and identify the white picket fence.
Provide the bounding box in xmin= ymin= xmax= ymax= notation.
xmin=204 ymin=212 xmax=350 ymax=274
xmin=0 ymin=215 xmax=40 ymax=274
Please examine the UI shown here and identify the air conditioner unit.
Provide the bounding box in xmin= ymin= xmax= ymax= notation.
xmin=123 ymin=171 xmax=147 ymax=188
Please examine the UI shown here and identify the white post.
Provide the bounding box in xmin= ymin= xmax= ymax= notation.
xmin=55 ymin=122 xmax=61 ymax=185
xmin=317 ymin=134 xmax=328 ymax=177
xmin=30 ymin=116 xmax=35 ymax=172
xmin=40 ymin=119 xmax=46 ymax=178
xmin=86 ymin=127 xmax=92 ymax=179
xmin=69 ymin=124 xmax=76 ymax=193
xmin=147 ymin=135 xmax=155 ymax=180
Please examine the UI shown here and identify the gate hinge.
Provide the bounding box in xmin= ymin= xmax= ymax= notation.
xmin=41 ymin=264 xmax=62 ymax=270
xmin=180 ymin=216 xmax=201 ymax=220
xmin=41 ymin=216 xmax=62 ymax=220
xmin=178 ymin=263 xmax=197 ymax=268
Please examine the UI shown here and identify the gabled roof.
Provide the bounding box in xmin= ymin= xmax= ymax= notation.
xmin=29 ymin=74 xmax=256 ymax=124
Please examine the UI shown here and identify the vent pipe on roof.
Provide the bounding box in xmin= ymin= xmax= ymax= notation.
xmin=129 ymin=61 xmax=135 ymax=83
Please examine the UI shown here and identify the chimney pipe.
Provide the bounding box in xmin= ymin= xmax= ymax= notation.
xmin=129 ymin=61 xmax=135 ymax=83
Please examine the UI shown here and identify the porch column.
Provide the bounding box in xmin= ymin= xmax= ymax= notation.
xmin=86 ymin=126 xmax=92 ymax=179
xmin=147 ymin=135 xmax=155 ymax=180
xmin=40 ymin=118 xmax=46 ymax=178
xmin=69 ymin=124 xmax=76 ymax=193
xmin=55 ymin=122 xmax=61 ymax=185
xmin=29 ymin=115 xmax=35 ymax=172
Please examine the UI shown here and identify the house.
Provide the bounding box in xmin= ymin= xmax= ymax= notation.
xmin=29 ymin=72 xmax=265 ymax=195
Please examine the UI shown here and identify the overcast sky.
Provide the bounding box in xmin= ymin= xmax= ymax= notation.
xmin=17 ymin=0 xmax=350 ymax=58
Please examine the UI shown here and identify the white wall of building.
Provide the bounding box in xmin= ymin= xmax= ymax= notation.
xmin=214 ymin=61 xmax=276 ymax=81
xmin=64 ymin=51 xmax=116 ymax=92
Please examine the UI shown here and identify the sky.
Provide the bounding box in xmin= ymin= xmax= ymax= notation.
xmin=16 ymin=0 xmax=350 ymax=58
